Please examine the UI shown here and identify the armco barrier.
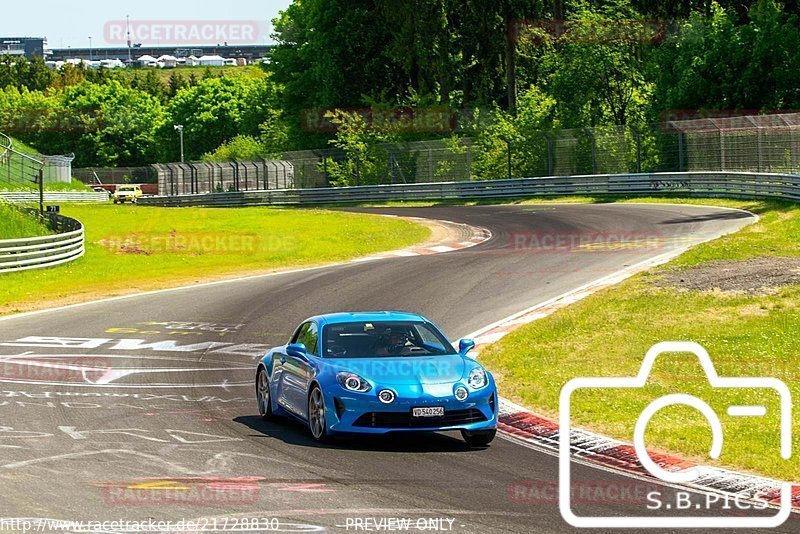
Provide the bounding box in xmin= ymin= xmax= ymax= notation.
xmin=139 ymin=172 xmax=800 ymax=207
xmin=0 ymin=192 xmax=109 ymax=204
xmin=0 ymin=212 xmax=85 ymax=273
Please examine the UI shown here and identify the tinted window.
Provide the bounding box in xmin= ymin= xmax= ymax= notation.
xmin=322 ymin=321 xmax=456 ymax=358
xmin=291 ymin=322 xmax=319 ymax=355
xmin=304 ymin=323 xmax=319 ymax=355
xmin=291 ymin=323 xmax=309 ymax=344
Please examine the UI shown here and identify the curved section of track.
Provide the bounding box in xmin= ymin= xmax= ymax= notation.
xmin=1 ymin=204 xmax=789 ymax=533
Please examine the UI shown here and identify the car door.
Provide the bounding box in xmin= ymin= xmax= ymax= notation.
xmin=273 ymin=323 xmax=305 ymax=414
xmin=284 ymin=322 xmax=319 ymax=418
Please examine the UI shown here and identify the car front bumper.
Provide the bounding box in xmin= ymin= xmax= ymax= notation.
xmin=325 ymin=383 xmax=498 ymax=434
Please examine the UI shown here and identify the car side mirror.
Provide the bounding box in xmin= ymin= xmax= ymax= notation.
xmin=458 ymin=338 xmax=476 ymax=356
xmin=287 ymin=343 xmax=308 ymax=359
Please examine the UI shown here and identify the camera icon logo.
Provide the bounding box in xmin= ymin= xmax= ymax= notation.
xmin=559 ymin=341 xmax=793 ymax=529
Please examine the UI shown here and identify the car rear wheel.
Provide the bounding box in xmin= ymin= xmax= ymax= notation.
xmin=256 ymin=368 xmax=274 ymax=421
xmin=308 ymin=386 xmax=328 ymax=441
xmin=461 ymin=429 xmax=496 ymax=447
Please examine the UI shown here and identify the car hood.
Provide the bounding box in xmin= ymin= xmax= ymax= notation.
xmin=326 ymin=355 xmax=468 ymax=385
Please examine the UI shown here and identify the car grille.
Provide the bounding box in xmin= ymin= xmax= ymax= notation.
xmin=353 ymin=409 xmax=487 ymax=429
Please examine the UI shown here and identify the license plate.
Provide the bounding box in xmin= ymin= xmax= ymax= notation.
xmin=412 ymin=406 xmax=444 ymax=418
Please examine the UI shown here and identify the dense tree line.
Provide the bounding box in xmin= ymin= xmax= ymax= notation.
xmin=0 ymin=64 xmax=278 ymax=166
xmin=2 ymin=0 xmax=800 ymax=171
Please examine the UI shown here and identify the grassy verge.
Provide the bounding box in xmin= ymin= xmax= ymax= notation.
xmin=0 ymin=203 xmax=50 ymax=239
xmin=481 ymin=197 xmax=800 ymax=481
xmin=0 ymin=179 xmax=91 ymax=192
xmin=0 ymin=204 xmax=430 ymax=315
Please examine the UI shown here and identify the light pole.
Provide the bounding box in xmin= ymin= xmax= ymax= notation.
xmin=174 ymin=124 xmax=185 ymax=163
xmin=126 ymin=14 xmax=132 ymax=62
xmin=88 ymin=36 xmax=93 ymax=62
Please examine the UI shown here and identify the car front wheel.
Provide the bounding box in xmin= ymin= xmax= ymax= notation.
xmin=256 ymin=368 xmax=274 ymax=421
xmin=461 ymin=429 xmax=496 ymax=447
xmin=308 ymin=386 xmax=328 ymax=442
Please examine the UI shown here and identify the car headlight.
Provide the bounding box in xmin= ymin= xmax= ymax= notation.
xmin=337 ymin=372 xmax=372 ymax=393
xmin=378 ymin=389 xmax=396 ymax=404
xmin=467 ymin=367 xmax=487 ymax=389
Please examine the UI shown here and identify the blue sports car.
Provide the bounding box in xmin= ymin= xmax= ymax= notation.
xmin=255 ymin=312 xmax=498 ymax=447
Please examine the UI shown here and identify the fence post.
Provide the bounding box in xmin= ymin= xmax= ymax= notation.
xmin=541 ymin=132 xmax=554 ymax=176
xmin=584 ymin=128 xmax=597 ymax=174
xmin=466 ymin=143 xmax=472 ymax=181
xmin=38 ymin=168 xmax=44 ymax=217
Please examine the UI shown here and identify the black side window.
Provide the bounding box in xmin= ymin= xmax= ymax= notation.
xmin=291 ymin=322 xmax=319 ymax=356
xmin=291 ymin=323 xmax=309 ymax=344
xmin=305 ymin=323 xmax=319 ymax=355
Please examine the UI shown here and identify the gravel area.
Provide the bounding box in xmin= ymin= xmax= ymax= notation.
xmin=654 ymin=257 xmax=800 ymax=295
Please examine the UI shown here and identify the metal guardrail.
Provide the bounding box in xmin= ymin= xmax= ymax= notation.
xmin=0 ymin=191 xmax=110 ymax=203
xmin=0 ymin=211 xmax=85 ymax=273
xmin=139 ymin=172 xmax=800 ymax=207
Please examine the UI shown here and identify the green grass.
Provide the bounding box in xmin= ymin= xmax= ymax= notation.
xmin=0 ymin=203 xmax=50 ymax=239
xmin=481 ymin=197 xmax=800 ymax=481
xmin=4 ymin=137 xmax=38 ymax=154
xmin=0 ymin=204 xmax=430 ymax=315
xmin=128 ymin=65 xmax=261 ymax=83
xmin=0 ymin=179 xmax=91 ymax=192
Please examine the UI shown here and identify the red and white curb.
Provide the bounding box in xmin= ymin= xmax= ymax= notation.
xmin=498 ymin=398 xmax=799 ymax=512
xmin=349 ymin=216 xmax=491 ymax=263
xmin=465 ymin=233 xmax=799 ymax=513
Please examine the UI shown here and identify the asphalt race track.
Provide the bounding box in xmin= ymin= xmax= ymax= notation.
xmin=0 ymin=203 xmax=794 ymax=533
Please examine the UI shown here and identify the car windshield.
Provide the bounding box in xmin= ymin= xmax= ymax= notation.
xmin=118 ymin=187 xmax=135 ymax=191
xmin=322 ymin=321 xmax=457 ymax=358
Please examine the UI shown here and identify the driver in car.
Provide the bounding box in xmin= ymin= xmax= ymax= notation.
xmin=375 ymin=328 xmax=411 ymax=356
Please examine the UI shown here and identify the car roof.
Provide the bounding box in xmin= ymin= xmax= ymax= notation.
xmin=309 ymin=311 xmax=431 ymax=327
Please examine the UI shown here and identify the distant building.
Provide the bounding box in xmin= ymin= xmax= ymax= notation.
xmin=157 ymin=55 xmax=178 ymax=68
xmin=0 ymin=37 xmax=47 ymax=59
xmin=198 ymin=55 xmax=225 ymax=67
xmin=136 ymin=55 xmax=158 ymax=68
xmin=49 ymin=44 xmax=272 ymax=62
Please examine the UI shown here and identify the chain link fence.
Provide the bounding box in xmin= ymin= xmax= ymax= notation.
xmin=153 ymin=160 xmax=295 ymax=196
xmin=147 ymin=112 xmax=800 ymax=196
xmin=73 ymin=166 xmax=157 ymax=185
xmin=0 ymin=133 xmax=74 ymax=190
